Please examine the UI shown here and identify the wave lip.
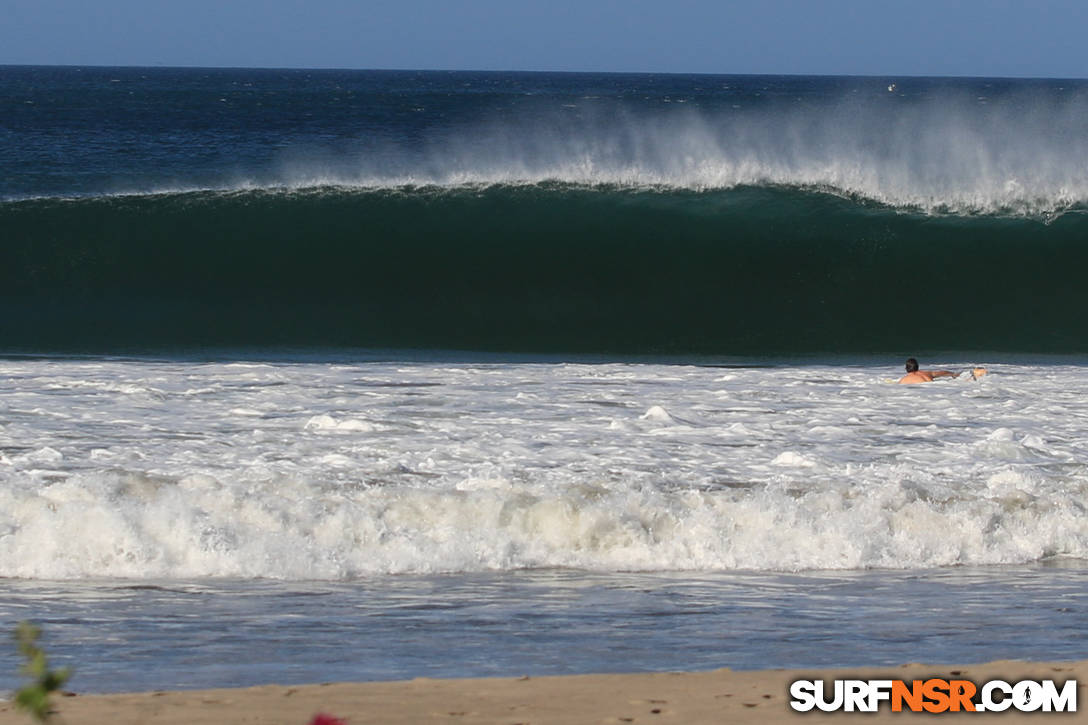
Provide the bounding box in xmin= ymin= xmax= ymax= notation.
xmin=7 ymin=179 xmax=1088 ymax=222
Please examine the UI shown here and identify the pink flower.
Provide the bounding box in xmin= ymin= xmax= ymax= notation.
xmin=309 ymin=714 xmax=347 ymax=725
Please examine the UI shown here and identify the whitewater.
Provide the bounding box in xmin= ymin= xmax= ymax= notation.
xmin=2 ymin=357 xmax=1084 ymax=580
xmin=4 ymin=354 xmax=1088 ymax=692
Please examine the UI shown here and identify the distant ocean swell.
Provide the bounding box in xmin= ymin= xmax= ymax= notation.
xmin=3 ymin=184 xmax=1088 ymax=354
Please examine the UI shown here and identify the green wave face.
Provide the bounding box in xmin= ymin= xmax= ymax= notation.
xmin=2 ymin=185 xmax=1086 ymax=355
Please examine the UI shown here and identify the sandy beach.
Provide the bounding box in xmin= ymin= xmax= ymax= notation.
xmin=2 ymin=660 xmax=1083 ymax=724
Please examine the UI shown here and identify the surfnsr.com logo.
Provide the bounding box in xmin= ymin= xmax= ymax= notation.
xmin=789 ymin=678 xmax=1077 ymax=713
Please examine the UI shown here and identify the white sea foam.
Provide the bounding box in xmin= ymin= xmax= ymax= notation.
xmin=1 ymin=359 xmax=1086 ymax=579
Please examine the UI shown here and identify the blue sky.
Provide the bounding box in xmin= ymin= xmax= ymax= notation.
xmin=4 ymin=0 xmax=1087 ymax=78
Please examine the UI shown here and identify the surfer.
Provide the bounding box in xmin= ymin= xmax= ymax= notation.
xmin=897 ymin=358 xmax=957 ymax=384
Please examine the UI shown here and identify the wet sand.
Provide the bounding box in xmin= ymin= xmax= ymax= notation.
xmin=1 ymin=659 xmax=1083 ymax=724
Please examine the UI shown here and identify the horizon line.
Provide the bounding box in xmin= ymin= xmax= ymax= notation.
xmin=1 ymin=62 xmax=1085 ymax=83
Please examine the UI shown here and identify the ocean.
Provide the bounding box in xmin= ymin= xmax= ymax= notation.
xmin=1 ymin=66 xmax=1087 ymax=693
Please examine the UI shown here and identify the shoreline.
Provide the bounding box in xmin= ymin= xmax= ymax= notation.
xmin=2 ymin=660 xmax=1083 ymax=724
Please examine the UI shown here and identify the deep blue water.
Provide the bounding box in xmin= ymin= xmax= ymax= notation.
xmin=4 ymin=66 xmax=1088 ymax=355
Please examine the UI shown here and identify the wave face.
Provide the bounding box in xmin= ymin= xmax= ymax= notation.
xmin=3 ymin=185 xmax=1088 ymax=354
xmin=4 ymin=67 xmax=1088 ymax=354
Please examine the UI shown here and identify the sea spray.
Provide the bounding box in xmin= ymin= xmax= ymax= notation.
xmin=7 ymin=69 xmax=1088 ymax=217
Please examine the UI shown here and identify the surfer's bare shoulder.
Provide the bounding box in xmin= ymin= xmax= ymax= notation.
xmin=897 ymin=369 xmax=956 ymax=384
xmin=897 ymin=358 xmax=958 ymax=384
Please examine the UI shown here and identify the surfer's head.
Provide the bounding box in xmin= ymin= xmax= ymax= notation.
xmin=905 ymin=358 xmax=919 ymax=373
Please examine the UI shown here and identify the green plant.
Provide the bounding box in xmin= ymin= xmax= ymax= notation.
xmin=13 ymin=621 xmax=71 ymax=723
